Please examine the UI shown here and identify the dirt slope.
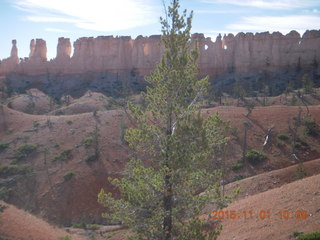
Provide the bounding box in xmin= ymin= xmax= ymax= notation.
xmin=1 ymin=103 xmax=320 ymax=226
xmin=0 ymin=201 xmax=85 ymax=240
xmin=218 ymin=174 xmax=320 ymax=240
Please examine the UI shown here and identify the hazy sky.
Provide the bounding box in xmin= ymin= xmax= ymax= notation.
xmin=1 ymin=0 xmax=320 ymax=60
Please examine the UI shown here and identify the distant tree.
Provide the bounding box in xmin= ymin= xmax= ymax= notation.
xmin=98 ymin=1 xmax=230 ymax=239
xmin=302 ymin=74 xmax=314 ymax=94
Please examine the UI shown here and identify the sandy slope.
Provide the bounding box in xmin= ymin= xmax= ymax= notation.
xmin=218 ymin=174 xmax=320 ymax=240
xmin=0 ymin=201 xmax=85 ymax=240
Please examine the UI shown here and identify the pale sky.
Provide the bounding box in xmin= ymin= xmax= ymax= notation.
xmin=0 ymin=0 xmax=320 ymax=60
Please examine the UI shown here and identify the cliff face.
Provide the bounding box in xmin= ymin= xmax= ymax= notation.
xmin=0 ymin=30 xmax=319 ymax=97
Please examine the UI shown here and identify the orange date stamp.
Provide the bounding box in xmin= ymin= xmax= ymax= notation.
xmin=210 ymin=210 xmax=310 ymax=220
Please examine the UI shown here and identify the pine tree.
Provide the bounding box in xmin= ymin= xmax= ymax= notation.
xmin=98 ymin=1 xmax=230 ymax=239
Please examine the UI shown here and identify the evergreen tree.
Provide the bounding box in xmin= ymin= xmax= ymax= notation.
xmin=98 ymin=1 xmax=230 ymax=239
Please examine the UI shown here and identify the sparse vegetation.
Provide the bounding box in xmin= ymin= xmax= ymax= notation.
xmin=231 ymin=162 xmax=244 ymax=171
xmin=85 ymin=153 xmax=98 ymax=163
xmin=295 ymin=232 xmax=320 ymax=240
xmin=302 ymin=117 xmax=320 ymax=136
xmin=63 ymin=171 xmax=75 ymax=181
xmin=14 ymin=143 xmax=37 ymax=161
xmin=0 ymin=164 xmax=33 ymax=177
xmin=0 ymin=142 xmax=9 ymax=152
xmin=53 ymin=143 xmax=60 ymax=148
xmin=66 ymin=120 xmax=73 ymax=125
xmin=53 ymin=149 xmax=72 ymax=161
xmin=82 ymin=137 xmax=94 ymax=148
xmin=293 ymin=230 xmax=303 ymax=238
xmin=295 ymin=162 xmax=306 ymax=180
xmin=33 ymin=120 xmax=40 ymax=128
xmin=277 ymin=133 xmax=289 ymax=141
xmin=246 ymin=149 xmax=266 ymax=165
xmin=59 ymin=236 xmax=73 ymax=240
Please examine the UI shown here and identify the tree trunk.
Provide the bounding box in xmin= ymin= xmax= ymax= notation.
xmin=163 ymin=172 xmax=173 ymax=240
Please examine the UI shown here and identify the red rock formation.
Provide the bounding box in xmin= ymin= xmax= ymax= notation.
xmin=0 ymin=30 xmax=319 ymax=78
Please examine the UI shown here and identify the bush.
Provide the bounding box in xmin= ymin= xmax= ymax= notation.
xmin=295 ymin=163 xmax=306 ymax=180
xmin=0 ymin=164 xmax=33 ymax=177
xmin=295 ymin=232 xmax=320 ymax=240
xmin=59 ymin=236 xmax=73 ymax=240
xmin=302 ymin=118 xmax=320 ymax=136
xmin=277 ymin=134 xmax=289 ymax=141
xmin=0 ymin=187 xmax=11 ymax=201
xmin=33 ymin=121 xmax=40 ymax=128
xmin=14 ymin=144 xmax=37 ymax=161
xmin=85 ymin=153 xmax=98 ymax=163
xmin=0 ymin=142 xmax=9 ymax=153
xmin=82 ymin=137 xmax=94 ymax=148
xmin=53 ymin=149 xmax=72 ymax=161
xmin=246 ymin=149 xmax=266 ymax=165
xmin=64 ymin=171 xmax=75 ymax=181
xmin=66 ymin=120 xmax=73 ymax=125
xmin=72 ymin=222 xmax=86 ymax=228
xmin=231 ymin=175 xmax=245 ymax=182
xmin=231 ymin=162 xmax=244 ymax=171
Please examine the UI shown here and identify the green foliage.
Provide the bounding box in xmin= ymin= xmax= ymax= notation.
xmin=231 ymin=175 xmax=245 ymax=182
xmin=277 ymin=133 xmax=289 ymax=141
xmin=293 ymin=230 xmax=303 ymax=237
xmin=53 ymin=143 xmax=60 ymax=148
xmin=98 ymin=1 xmax=230 ymax=239
xmin=295 ymin=162 xmax=306 ymax=180
xmin=0 ymin=187 xmax=12 ymax=201
xmin=53 ymin=149 xmax=72 ymax=161
xmin=0 ymin=164 xmax=33 ymax=177
xmin=231 ymin=162 xmax=244 ymax=171
xmin=0 ymin=142 xmax=9 ymax=153
xmin=66 ymin=120 xmax=73 ymax=125
xmin=72 ymin=222 xmax=86 ymax=229
xmin=14 ymin=144 xmax=37 ymax=161
xmin=59 ymin=236 xmax=73 ymax=240
xmin=64 ymin=171 xmax=75 ymax=181
xmin=33 ymin=120 xmax=40 ymax=128
xmin=295 ymin=232 xmax=320 ymax=240
xmin=246 ymin=149 xmax=266 ymax=165
xmin=302 ymin=118 xmax=320 ymax=136
xmin=302 ymin=74 xmax=314 ymax=94
xmin=83 ymin=137 xmax=94 ymax=148
xmin=85 ymin=153 xmax=98 ymax=163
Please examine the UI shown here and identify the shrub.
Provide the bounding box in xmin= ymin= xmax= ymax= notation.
xmin=0 ymin=187 xmax=11 ymax=201
xmin=33 ymin=121 xmax=40 ymax=128
xmin=72 ymin=222 xmax=86 ymax=229
xmin=295 ymin=163 xmax=306 ymax=180
xmin=82 ymin=137 xmax=94 ymax=148
xmin=295 ymin=232 xmax=320 ymax=240
xmin=85 ymin=153 xmax=98 ymax=163
xmin=231 ymin=175 xmax=245 ymax=182
xmin=64 ymin=171 xmax=75 ymax=181
xmin=53 ymin=143 xmax=60 ymax=148
xmin=246 ymin=149 xmax=266 ymax=165
xmin=66 ymin=120 xmax=73 ymax=125
xmin=0 ymin=142 xmax=9 ymax=153
xmin=59 ymin=236 xmax=73 ymax=240
xmin=53 ymin=149 xmax=72 ymax=161
xmin=0 ymin=164 xmax=33 ymax=177
xmin=302 ymin=118 xmax=320 ymax=136
xmin=14 ymin=144 xmax=37 ymax=161
xmin=293 ymin=230 xmax=303 ymax=238
xmin=277 ymin=134 xmax=289 ymax=141
xmin=231 ymin=162 xmax=244 ymax=171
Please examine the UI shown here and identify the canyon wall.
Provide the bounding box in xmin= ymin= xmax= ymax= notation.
xmin=0 ymin=30 xmax=320 ymax=97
